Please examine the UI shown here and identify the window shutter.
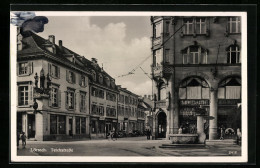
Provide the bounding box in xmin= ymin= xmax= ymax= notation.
xmin=79 ymin=75 xmax=82 ymax=86
xmin=57 ymin=66 xmax=60 ymax=78
xmin=48 ymin=63 xmax=51 ymax=76
xmin=48 ymin=89 xmax=52 ymax=107
xmin=58 ymin=89 xmax=61 ymax=108
xmin=66 ymin=70 xmax=69 ymax=82
xmin=198 ymin=47 xmax=201 ymax=63
xmin=65 ymin=91 xmax=68 ymax=109
xmin=74 ymin=92 xmax=77 ymax=110
xmin=28 ymin=85 xmax=33 ymax=105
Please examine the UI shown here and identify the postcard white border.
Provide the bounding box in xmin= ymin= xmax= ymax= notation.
xmin=10 ymin=11 xmax=247 ymax=163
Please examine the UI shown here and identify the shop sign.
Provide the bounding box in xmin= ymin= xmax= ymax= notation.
xmin=179 ymin=100 xmax=209 ymax=106
xmin=218 ymin=99 xmax=241 ymax=105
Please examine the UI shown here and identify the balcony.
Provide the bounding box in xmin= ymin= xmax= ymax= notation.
xmin=152 ymin=65 xmax=163 ymax=78
xmin=155 ymin=100 xmax=166 ymax=109
xmin=152 ymin=64 xmax=174 ymax=78
xmin=152 ymin=37 xmax=162 ymax=47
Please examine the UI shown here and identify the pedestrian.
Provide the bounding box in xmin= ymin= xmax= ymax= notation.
xmin=147 ymin=129 xmax=151 ymax=140
xmin=220 ymin=128 xmax=224 ymax=140
xmin=237 ymin=128 xmax=241 ymax=145
xmin=17 ymin=131 xmax=20 ymax=149
xmin=21 ymin=132 xmax=27 ymax=148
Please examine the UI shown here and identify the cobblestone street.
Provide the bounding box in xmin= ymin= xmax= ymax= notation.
xmin=17 ymin=136 xmax=241 ymax=156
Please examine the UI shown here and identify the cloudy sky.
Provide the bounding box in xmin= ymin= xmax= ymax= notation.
xmin=38 ymin=16 xmax=152 ymax=96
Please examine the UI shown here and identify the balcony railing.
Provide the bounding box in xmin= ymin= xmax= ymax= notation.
xmin=153 ymin=37 xmax=162 ymax=46
xmin=152 ymin=65 xmax=162 ymax=77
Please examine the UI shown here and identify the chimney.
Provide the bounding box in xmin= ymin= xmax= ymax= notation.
xmin=59 ymin=40 xmax=62 ymax=47
xmin=48 ymin=35 xmax=55 ymax=44
xmin=91 ymin=58 xmax=98 ymax=64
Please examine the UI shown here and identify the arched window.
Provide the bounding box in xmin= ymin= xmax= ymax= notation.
xmin=179 ymin=77 xmax=209 ymax=99
xmin=218 ymin=77 xmax=241 ymax=99
xmin=226 ymin=44 xmax=240 ymax=64
xmin=182 ymin=43 xmax=208 ymax=64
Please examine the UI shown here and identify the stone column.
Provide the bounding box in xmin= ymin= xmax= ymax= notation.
xmin=209 ymin=89 xmax=218 ymax=140
xmin=197 ymin=115 xmax=206 ymax=144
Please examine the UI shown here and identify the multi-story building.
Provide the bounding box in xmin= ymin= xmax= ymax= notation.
xmin=117 ymin=86 xmax=139 ymax=134
xmin=80 ymin=58 xmax=119 ymax=139
xmin=151 ymin=16 xmax=241 ymax=140
xmin=17 ymin=30 xmax=91 ymax=141
xmin=136 ymin=98 xmax=149 ymax=134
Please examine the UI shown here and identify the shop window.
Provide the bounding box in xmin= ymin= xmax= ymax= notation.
xmin=179 ymin=77 xmax=209 ymax=100
xmin=98 ymin=120 xmax=105 ymax=133
xmin=228 ymin=17 xmax=241 ymax=33
xmin=18 ymin=62 xmax=33 ymax=76
xmin=182 ymin=45 xmax=208 ymax=64
xmin=76 ymin=117 xmax=80 ymax=134
xmin=218 ymin=77 xmax=241 ymax=99
xmin=91 ymin=120 xmax=96 ymax=133
xmin=58 ymin=115 xmax=66 ymax=134
xmin=226 ymin=44 xmax=240 ymax=64
xmin=81 ymin=118 xmax=86 ymax=134
xmin=50 ymin=115 xmax=57 ymax=134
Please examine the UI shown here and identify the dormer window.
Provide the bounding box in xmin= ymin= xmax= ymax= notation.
xmin=111 ymin=79 xmax=115 ymax=88
xmin=99 ymin=74 xmax=103 ymax=84
xmin=105 ymin=77 xmax=110 ymax=87
xmin=92 ymin=71 xmax=96 ymax=82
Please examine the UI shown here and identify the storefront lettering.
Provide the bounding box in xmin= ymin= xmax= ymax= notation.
xmin=179 ymin=100 xmax=209 ymax=106
xmin=218 ymin=99 xmax=241 ymax=105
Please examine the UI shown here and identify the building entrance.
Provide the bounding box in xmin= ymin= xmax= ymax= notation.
xmin=27 ymin=114 xmax=35 ymax=138
xmin=157 ymin=112 xmax=166 ymax=138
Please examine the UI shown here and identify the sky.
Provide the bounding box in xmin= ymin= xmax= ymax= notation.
xmin=38 ymin=16 xmax=152 ymax=96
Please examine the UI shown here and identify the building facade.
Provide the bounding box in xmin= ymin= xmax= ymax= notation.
xmin=17 ymin=31 xmax=91 ymax=141
xmin=151 ymin=16 xmax=241 ymax=140
xmin=117 ymin=86 xmax=139 ymax=134
xmin=81 ymin=58 xmax=119 ymax=139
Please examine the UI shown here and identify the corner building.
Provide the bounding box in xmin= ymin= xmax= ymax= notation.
xmin=151 ymin=16 xmax=241 ymax=140
xmin=17 ymin=31 xmax=91 ymax=140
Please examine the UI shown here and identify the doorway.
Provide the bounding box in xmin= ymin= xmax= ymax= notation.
xmin=27 ymin=114 xmax=35 ymax=138
xmin=157 ymin=112 xmax=166 ymax=138
xmin=69 ymin=118 xmax=73 ymax=136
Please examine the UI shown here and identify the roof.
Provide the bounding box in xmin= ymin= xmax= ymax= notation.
xmin=17 ymin=31 xmax=118 ymax=91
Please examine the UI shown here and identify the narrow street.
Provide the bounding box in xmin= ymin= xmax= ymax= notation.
xmin=17 ymin=136 xmax=241 ymax=156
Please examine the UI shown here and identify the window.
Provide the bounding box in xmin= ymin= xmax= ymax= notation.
xmin=182 ymin=45 xmax=208 ymax=64
xmin=179 ymin=77 xmax=209 ymax=100
xmin=105 ymin=77 xmax=110 ymax=87
xmin=66 ymin=89 xmax=75 ymax=110
xmin=48 ymin=63 xmax=60 ymax=78
xmin=154 ymin=22 xmax=162 ymax=38
xmin=99 ymin=106 xmax=104 ymax=116
xmin=18 ymin=86 xmax=29 ymax=106
xmin=165 ymin=49 xmax=170 ymax=63
xmin=76 ymin=117 xmax=80 ymax=134
xmin=228 ymin=17 xmax=241 ymax=33
xmin=227 ymin=45 xmax=240 ymax=64
xmin=18 ymin=62 xmax=33 ymax=76
xmin=92 ymin=71 xmax=96 ymax=81
xmin=50 ymin=87 xmax=60 ymax=107
xmin=153 ymin=49 xmax=162 ymax=66
xmin=165 ymin=21 xmax=170 ymax=34
xmin=50 ymin=115 xmax=57 ymax=134
xmin=195 ymin=18 xmax=206 ymax=34
xmin=98 ymin=89 xmax=104 ymax=99
xmin=50 ymin=115 xmax=66 ymax=135
xmin=91 ymin=120 xmax=96 ymax=133
xmin=183 ymin=18 xmax=193 ymax=35
xmin=81 ymin=118 xmax=86 ymax=134
xmin=218 ymin=77 xmax=241 ymax=99
xmin=79 ymin=75 xmax=87 ymax=87
xmin=80 ymin=92 xmax=86 ymax=112
xmin=66 ymin=70 xmax=76 ymax=84
xmin=91 ymin=87 xmax=97 ymax=97
xmin=99 ymin=74 xmax=103 ymax=84
xmin=91 ymin=104 xmax=98 ymax=115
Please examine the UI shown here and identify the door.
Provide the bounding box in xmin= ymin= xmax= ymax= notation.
xmin=157 ymin=112 xmax=166 ymax=138
xmin=27 ymin=114 xmax=35 ymax=138
xmin=69 ymin=118 xmax=73 ymax=136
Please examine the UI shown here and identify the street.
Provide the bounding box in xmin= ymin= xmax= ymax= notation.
xmin=17 ymin=136 xmax=241 ymax=156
